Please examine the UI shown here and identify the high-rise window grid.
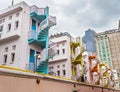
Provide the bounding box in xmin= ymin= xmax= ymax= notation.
xmin=96 ymin=35 xmax=111 ymax=68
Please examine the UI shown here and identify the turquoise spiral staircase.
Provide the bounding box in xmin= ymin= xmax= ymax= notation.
xmin=28 ymin=7 xmax=56 ymax=74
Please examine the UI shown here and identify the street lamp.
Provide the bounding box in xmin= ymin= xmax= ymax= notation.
xmin=34 ymin=54 xmax=41 ymax=72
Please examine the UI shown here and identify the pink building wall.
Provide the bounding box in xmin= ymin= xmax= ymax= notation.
xmin=0 ymin=69 xmax=119 ymax=92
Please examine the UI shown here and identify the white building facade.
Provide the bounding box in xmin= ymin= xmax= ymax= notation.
xmin=49 ymin=32 xmax=72 ymax=78
xmin=0 ymin=1 xmax=56 ymax=74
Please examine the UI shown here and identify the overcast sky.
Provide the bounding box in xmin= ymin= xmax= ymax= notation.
xmin=0 ymin=0 xmax=120 ymax=37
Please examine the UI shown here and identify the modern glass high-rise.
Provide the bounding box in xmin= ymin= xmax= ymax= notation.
xmin=82 ymin=29 xmax=96 ymax=53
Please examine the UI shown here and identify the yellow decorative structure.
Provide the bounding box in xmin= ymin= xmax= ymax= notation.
xmin=99 ymin=63 xmax=109 ymax=87
xmin=70 ymin=37 xmax=83 ymax=81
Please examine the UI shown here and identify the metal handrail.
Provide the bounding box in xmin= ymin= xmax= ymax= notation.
xmin=40 ymin=19 xmax=47 ymax=31
xmin=26 ymin=63 xmax=34 ymax=71
xmin=39 ymin=16 xmax=56 ymax=31
xmin=30 ymin=6 xmax=46 ymax=15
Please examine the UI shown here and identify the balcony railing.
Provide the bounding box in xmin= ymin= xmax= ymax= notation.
xmin=39 ymin=16 xmax=56 ymax=32
xmin=26 ymin=60 xmax=45 ymax=72
xmin=30 ymin=5 xmax=46 ymax=15
xmin=38 ymin=8 xmax=46 ymax=15
xmin=39 ymin=19 xmax=47 ymax=32
xmin=48 ymin=16 xmax=56 ymax=27
xmin=71 ymin=37 xmax=80 ymax=43
xmin=49 ymin=41 xmax=57 ymax=58
xmin=28 ymin=31 xmax=38 ymax=39
xmin=25 ymin=63 xmax=34 ymax=71
xmin=25 ymin=62 xmax=41 ymax=71
xmin=28 ymin=15 xmax=56 ymax=40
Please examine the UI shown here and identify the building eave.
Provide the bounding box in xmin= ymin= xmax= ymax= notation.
xmin=0 ymin=1 xmax=30 ymax=18
xmin=49 ymin=58 xmax=67 ymax=63
xmin=0 ymin=7 xmax=23 ymax=19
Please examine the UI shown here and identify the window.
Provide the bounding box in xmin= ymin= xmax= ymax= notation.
xmin=32 ymin=19 xmax=35 ymax=26
xmin=62 ymin=43 xmax=65 ymax=46
xmin=106 ymin=45 xmax=108 ymax=48
xmin=2 ymin=19 xmax=5 ymax=23
xmin=63 ymin=70 xmax=66 ymax=76
xmin=12 ymin=45 xmax=16 ymax=50
xmin=9 ymin=15 xmax=12 ymax=20
xmin=11 ymin=53 xmax=15 ymax=62
xmin=4 ymin=55 xmax=7 ymax=64
xmin=63 ymin=64 xmax=65 ymax=67
xmin=57 ymin=44 xmax=59 ymax=47
xmin=98 ymin=43 xmax=100 ymax=46
xmin=103 ymin=54 xmax=106 ymax=57
xmin=82 ymin=55 xmax=87 ymax=59
xmin=8 ymin=23 xmax=11 ymax=31
xmin=102 ymin=46 xmax=105 ymax=49
xmin=62 ymin=49 xmax=65 ymax=54
xmin=15 ymin=21 xmax=19 ymax=29
xmin=5 ymin=47 xmax=8 ymax=52
xmin=103 ymin=50 xmax=105 ymax=53
xmin=57 ymin=70 xmax=60 ymax=76
xmin=0 ymin=25 xmax=3 ymax=32
xmin=49 ymin=66 xmax=54 ymax=71
xmin=98 ymin=47 xmax=101 ymax=50
xmin=117 ymin=73 xmax=120 ymax=76
xmin=0 ymin=19 xmax=5 ymax=24
xmin=106 ymin=42 xmax=108 ymax=45
xmin=38 ymin=22 xmax=40 ymax=26
xmin=0 ymin=20 xmax=2 ymax=24
xmin=16 ymin=13 xmax=19 ymax=17
xmin=99 ymin=50 xmax=101 ymax=53
xmin=104 ymin=58 xmax=106 ymax=61
xmin=57 ymin=50 xmax=59 ymax=55
xmin=57 ymin=65 xmax=60 ymax=68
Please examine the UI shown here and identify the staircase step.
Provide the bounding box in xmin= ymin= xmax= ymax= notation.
xmin=38 ymin=32 xmax=46 ymax=35
xmin=36 ymin=70 xmax=45 ymax=72
xmin=38 ymin=36 xmax=46 ymax=39
xmin=37 ymin=66 xmax=47 ymax=68
xmin=37 ymin=39 xmax=46 ymax=42
xmin=28 ymin=39 xmax=35 ymax=44
xmin=39 ymin=30 xmax=48 ymax=35
xmin=35 ymin=60 xmax=48 ymax=73
xmin=36 ymin=68 xmax=46 ymax=70
xmin=38 ymin=32 xmax=48 ymax=37
xmin=40 ymin=29 xmax=48 ymax=33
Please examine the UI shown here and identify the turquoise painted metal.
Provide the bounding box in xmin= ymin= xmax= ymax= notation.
xmin=28 ymin=7 xmax=56 ymax=74
xmin=30 ymin=12 xmax=46 ymax=22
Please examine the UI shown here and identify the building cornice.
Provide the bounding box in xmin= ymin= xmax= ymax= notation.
xmin=49 ymin=58 xmax=67 ymax=63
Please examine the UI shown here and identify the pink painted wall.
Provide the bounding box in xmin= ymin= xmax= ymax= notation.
xmin=0 ymin=70 xmax=119 ymax=92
